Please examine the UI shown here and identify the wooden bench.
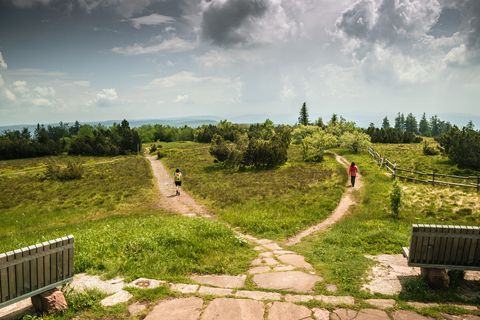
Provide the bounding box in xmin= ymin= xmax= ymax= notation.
xmin=403 ymin=224 xmax=480 ymax=288
xmin=0 ymin=235 xmax=74 ymax=310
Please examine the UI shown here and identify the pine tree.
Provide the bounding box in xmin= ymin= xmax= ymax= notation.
xmin=382 ymin=117 xmax=390 ymax=129
xmin=466 ymin=120 xmax=475 ymax=130
xmin=405 ymin=113 xmax=418 ymax=134
xmin=298 ymin=102 xmax=309 ymax=126
xmin=314 ymin=117 xmax=325 ymax=128
xmin=394 ymin=113 xmax=404 ymax=131
xmin=418 ymin=113 xmax=430 ymax=136
xmin=329 ymin=113 xmax=338 ymax=126
xmin=430 ymin=115 xmax=440 ymax=137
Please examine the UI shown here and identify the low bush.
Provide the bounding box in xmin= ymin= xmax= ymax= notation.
xmin=156 ymin=151 xmax=167 ymax=159
xmin=44 ymin=159 xmax=84 ymax=180
xmin=422 ymin=142 xmax=440 ymax=156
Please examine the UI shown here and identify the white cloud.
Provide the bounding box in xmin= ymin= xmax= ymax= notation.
xmin=94 ymin=88 xmax=118 ymax=107
xmin=0 ymin=52 xmax=7 ymax=70
xmin=34 ymin=86 xmax=55 ymax=97
xmin=174 ymin=94 xmax=189 ymax=103
xmin=32 ymin=97 xmax=53 ymax=106
xmin=77 ymin=0 xmax=152 ymax=18
xmin=194 ymin=49 xmax=261 ymax=67
xmin=129 ymin=13 xmax=175 ymax=29
xmin=13 ymin=81 xmax=29 ymax=94
xmin=112 ymin=37 xmax=197 ymax=55
xmin=4 ymin=89 xmax=16 ymax=102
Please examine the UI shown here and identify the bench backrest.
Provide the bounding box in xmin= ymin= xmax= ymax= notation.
xmin=0 ymin=235 xmax=74 ymax=309
xmin=408 ymin=224 xmax=480 ymax=270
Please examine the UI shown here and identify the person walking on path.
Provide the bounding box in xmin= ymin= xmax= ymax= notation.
xmin=349 ymin=162 xmax=359 ymax=187
xmin=174 ymin=168 xmax=183 ymax=196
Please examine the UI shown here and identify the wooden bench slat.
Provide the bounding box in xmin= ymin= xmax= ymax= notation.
xmin=0 ymin=254 xmax=8 ymax=303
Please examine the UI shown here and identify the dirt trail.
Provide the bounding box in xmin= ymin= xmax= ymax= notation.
xmin=284 ymin=154 xmax=363 ymax=246
xmin=147 ymin=155 xmax=211 ymax=218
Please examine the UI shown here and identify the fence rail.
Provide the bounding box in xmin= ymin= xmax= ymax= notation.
xmin=367 ymin=147 xmax=480 ymax=191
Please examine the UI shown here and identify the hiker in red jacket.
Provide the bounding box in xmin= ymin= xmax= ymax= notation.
xmin=349 ymin=162 xmax=359 ymax=187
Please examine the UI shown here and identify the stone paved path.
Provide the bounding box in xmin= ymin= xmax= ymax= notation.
xmin=285 ymin=154 xmax=363 ymax=246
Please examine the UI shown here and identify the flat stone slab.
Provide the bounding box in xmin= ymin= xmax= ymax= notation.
xmin=249 ymin=266 xmax=272 ymax=274
xmin=440 ymin=314 xmax=480 ymax=320
xmin=365 ymin=298 xmax=396 ymax=310
xmin=145 ymin=297 xmax=203 ymax=320
xmin=362 ymin=254 xmax=420 ymax=295
xmin=277 ymin=254 xmax=313 ymax=270
xmin=263 ymin=243 xmax=283 ymax=251
xmin=253 ymin=271 xmax=322 ymax=293
xmin=284 ymin=294 xmax=314 ymax=303
xmin=69 ymin=273 xmax=125 ymax=295
xmin=191 ymin=275 xmax=246 ymax=288
xmin=407 ymin=302 xmax=439 ymax=309
xmin=268 ymin=302 xmax=311 ymax=320
xmin=330 ymin=309 xmax=389 ymax=320
xmin=198 ymin=286 xmax=233 ymax=296
xmin=273 ymin=250 xmax=295 ymax=256
xmin=312 ymin=308 xmax=330 ymax=320
xmin=0 ymin=298 xmax=33 ymax=320
xmin=274 ymin=265 xmax=296 ymax=272
xmin=260 ymin=252 xmax=274 ymax=258
xmin=169 ymin=283 xmax=199 ymax=294
xmin=256 ymin=239 xmax=274 ymax=245
xmin=315 ymin=295 xmax=354 ymax=306
xmin=235 ymin=290 xmax=282 ymax=301
xmin=100 ymin=290 xmax=132 ymax=307
xmin=201 ymin=298 xmax=264 ymax=320
xmin=252 ymin=258 xmax=279 ymax=266
xmin=128 ymin=278 xmax=166 ymax=289
xmin=128 ymin=302 xmax=147 ymax=316
xmin=391 ymin=310 xmax=434 ymax=320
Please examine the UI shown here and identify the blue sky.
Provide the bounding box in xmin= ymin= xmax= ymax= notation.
xmin=0 ymin=0 xmax=480 ymax=126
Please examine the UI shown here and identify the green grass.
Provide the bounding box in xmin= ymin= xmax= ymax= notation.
xmin=293 ymin=149 xmax=480 ymax=303
xmin=160 ymin=141 xmax=347 ymax=240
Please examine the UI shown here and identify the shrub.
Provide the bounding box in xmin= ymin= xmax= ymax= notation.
xmin=390 ymin=180 xmax=402 ymax=220
xmin=150 ymin=144 xmax=158 ymax=154
xmin=44 ymin=159 xmax=84 ymax=180
xmin=340 ymin=131 xmax=371 ymax=153
xmin=156 ymin=151 xmax=167 ymax=159
xmin=437 ymin=126 xmax=480 ymax=169
xmin=422 ymin=142 xmax=440 ymax=156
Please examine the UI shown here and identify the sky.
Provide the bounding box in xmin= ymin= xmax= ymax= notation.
xmin=0 ymin=0 xmax=480 ymax=127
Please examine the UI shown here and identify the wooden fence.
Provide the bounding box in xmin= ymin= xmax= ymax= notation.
xmin=0 ymin=235 xmax=74 ymax=309
xmin=367 ymin=147 xmax=480 ymax=191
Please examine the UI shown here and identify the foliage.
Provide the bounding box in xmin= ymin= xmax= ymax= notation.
xmin=301 ymin=130 xmax=338 ymax=162
xmin=422 ymin=141 xmax=440 ymax=156
xmin=149 ymin=143 xmax=158 ymax=153
xmin=137 ymin=124 xmax=194 ymax=143
xmin=339 ymin=131 xmax=371 ymax=153
xmin=156 ymin=151 xmax=167 ymax=159
xmin=194 ymin=120 xmax=243 ymax=143
xmin=44 ymin=159 xmax=84 ymax=181
xmin=437 ymin=126 xmax=480 ymax=169
xmin=298 ymin=102 xmax=310 ymax=126
xmin=366 ymin=126 xmax=422 ymax=144
xmin=390 ymin=180 xmax=402 ymax=220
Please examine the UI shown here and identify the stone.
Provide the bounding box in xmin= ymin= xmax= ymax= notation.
xmin=254 ymin=246 xmax=265 ymax=251
xmin=145 ymin=297 xmax=203 ymax=320
xmin=330 ymin=309 xmax=358 ymax=320
xmin=440 ymin=314 xmax=480 ymax=320
xmin=263 ymin=243 xmax=283 ymax=251
xmin=253 ymin=271 xmax=322 ymax=293
xmin=256 ymin=239 xmax=274 ymax=245
xmin=421 ymin=268 xmax=450 ymax=289
xmin=249 ymin=266 xmax=271 ymax=274
xmin=235 ymin=290 xmax=282 ymax=301
xmin=465 ymin=271 xmax=480 ymax=281
xmin=198 ymin=286 xmax=233 ymax=296
xmin=284 ymin=294 xmax=314 ymax=303
xmin=365 ymin=298 xmax=396 ymax=310
xmin=273 ymin=250 xmax=295 ymax=256
xmin=362 ymin=254 xmax=420 ymax=295
xmin=31 ymin=289 xmax=68 ymax=314
xmin=260 ymin=252 xmax=274 ymax=258
xmin=252 ymin=258 xmax=278 ymax=266
xmin=201 ymin=298 xmax=264 ymax=320
xmin=315 ymin=295 xmax=354 ymax=306
xmin=267 ymin=302 xmax=311 ymax=320
xmin=326 ymin=284 xmax=337 ymax=293
xmin=128 ymin=278 xmax=166 ymax=289
xmin=407 ymin=302 xmax=439 ymax=309
xmin=191 ymin=275 xmax=246 ymax=288
xmin=128 ymin=302 xmax=147 ymax=316
xmin=0 ymin=298 xmax=34 ymax=320
xmin=69 ymin=273 xmax=125 ymax=295
xmin=312 ymin=308 xmax=330 ymax=320
xmin=273 ymin=265 xmax=296 ymax=272
xmin=100 ymin=290 xmax=132 ymax=307
xmin=451 ymin=304 xmax=479 ymax=311
xmin=277 ymin=254 xmax=313 ymax=270
xmin=169 ymin=283 xmax=199 ymax=294
xmin=391 ymin=310 xmax=435 ymax=320
xmin=356 ymin=309 xmax=390 ymax=320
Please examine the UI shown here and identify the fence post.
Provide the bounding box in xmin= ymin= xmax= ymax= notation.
xmin=380 ymin=157 xmax=384 ymax=168
xmin=432 ymin=172 xmax=435 ymax=186
xmin=477 ymin=176 xmax=480 ymax=192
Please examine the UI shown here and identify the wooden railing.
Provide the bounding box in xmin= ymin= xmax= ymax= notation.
xmin=367 ymin=147 xmax=480 ymax=191
xmin=0 ymin=235 xmax=74 ymax=308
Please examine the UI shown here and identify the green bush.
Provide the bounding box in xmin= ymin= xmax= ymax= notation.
xmin=390 ymin=180 xmax=402 ymax=220
xmin=44 ymin=159 xmax=84 ymax=180
xmin=437 ymin=126 xmax=480 ymax=169
xmin=156 ymin=151 xmax=167 ymax=159
xmin=150 ymin=144 xmax=158 ymax=154
xmin=422 ymin=142 xmax=440 ymax=156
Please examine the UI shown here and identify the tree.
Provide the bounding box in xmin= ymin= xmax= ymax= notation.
xmin=430 ymin=115 xmax=440 ymax=137
xmin=437 ymin=126 xmax=480 ymax=169
xmin=314 ymin=117 xmax=325 ymax=128
xmin=466 ymin=120 xmax=475 ymax=130
xmin=298 ymin=102 xmax=309 ymax=126
xmin=382 ymin=117 xmax=390 ymax=129
xmin=419 ymin=113 xmax=430 ymax=136
xmin=394 ymin=113 xmax=405 ymax=132
xmin=405 ymin=113 xmax=418 ymax=134
xmin=340 ymin=131 xmax=372 ymax=153
xmin=329 ymin=114 xmax=338 ymax=126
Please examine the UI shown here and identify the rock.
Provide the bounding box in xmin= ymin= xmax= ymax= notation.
xmin=365 ymin=298 xmax=396 ymax=310
xmin=169 ymin=283 xmax=199 ymax=294
xmin=0 ymin=298 xmax=34 ymax=320
xmin=256 ymin=239 xmax=274 ymax=245
xmin=421 ymin=268 xmax=450 ymax=289
xmin=263 ymin=243 xmax=283 ymax=251
xmin=249 ymin=266 xmax=272 ymax=274
xmin=315 ymin=295 xmax=355 ymax=306
xmin=273 ymin=250 xmax=295 ymax=256
xmin=277 ymin=254 xmax=313 ymax=270
xmin=451 ymin=304 xmax=479 ymax=311
xmin=191 ymin=275 xmax=246 ymax=288
xmin=407 ymin=302 xmax=439 ymax=309
xmin=69 ymin=273 xmax=125 ymax=295
xmin=284 ymin=294 xmax=314 ymax=303
xmin=267 ymin=302 xmax=311 ymax=320
xmin=356 ymin=309 xmax=390 ymax=320
xmin=254 ymin=246 xmax=265 ymax=251
xmin=273 ymin=265 xmax=296 ymax=272
xmin=145 ymin=297 xmax=203 ymax=320
xmin=391 ymin=310 xmax=435 ymax=320
xmin=31 ymin=289 xmax=68 ymax=313
xmin=128 ymin=278 xmax=166 ymax=289
xmin=198 ymin=286 xmax=233 ymax=296
xmin=465 ymin=271 xmax=480 ymax=281
xmin=253 ymin=271 xmax=322 ymax=293
xmin=326 ymin=284 xmax=337 ymax=293
xmin=330 ymin=309 xmax=358 ymax=320
xmin=201 ymin=298 xmax=264 ymax=320
xmin=235 ymin=290 xmax=282 ymax=301
xmin=312 ymin=308 xmax=330 ymax=320
xmin=260 ymin=252 xmax=274 ymax=258
xmin=128 ymin=302 xmax=147 ymax=316
xmin=440 ymin=314 xmax=480 ymax=320
xmin=100 ymin=290 xmax=132 ymax=307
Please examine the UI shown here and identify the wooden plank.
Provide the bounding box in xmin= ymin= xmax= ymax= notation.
xmin=21 ymin=247 xmax=30 ymax=294
xmin=43 ymin=241 xmax=50 ymax=286
xmin=430 ymin=225 xmax=440 ymax=264
xmin=14 ymin=249 xmax=23 ymax=297
xmin=0 ymin=253 xmax=8 ymax=303
xmin=438 ymin=225 xmax=450 ymax=265
xmin=420 ymin=225 xmax=430 ymax=264
xmin=49 ymin=240 xmax=57 ymax=284
xmin=455 ymin=226 xmax=467 ymax=265
xmin=450 ymin=226 xmax=461 ymax=265
xmin=410 ymin=225 xmax=420 ymax=263
xmin=28 ymin=245 xmax=37 ymax=291
xmin=36 ymin=243 xmax=44 ymax=289
xmin=473 ymin=228 xmax=480 ymax=266
xmin=67 ymin=236 xmax=74 ymax=277
xmin=6 ymin=251 xmax=15 ymax=301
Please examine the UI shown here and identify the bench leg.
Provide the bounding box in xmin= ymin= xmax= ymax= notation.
xmin=31 ymin=289 xmax=68 ymax=314
xmin=421 ymin=268 xmax=449 ymax=289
